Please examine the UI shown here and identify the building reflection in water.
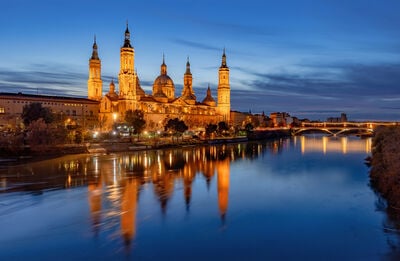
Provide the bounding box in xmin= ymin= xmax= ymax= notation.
xmin=0 ymin=137 xmax=372 ymax=248
xmin=120 ymin=177 xmax=139 ymax=246
xmin=88 ymin=177 xmax=102 ymax=235
xmin=217 ymin=158 xmax=230 ymax=221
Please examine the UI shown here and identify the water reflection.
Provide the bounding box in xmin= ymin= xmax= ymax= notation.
xmin=88 ymin=177 xmax=102 ymax=235
xmin=0 ymin=137 xmax=377 ymax=252
xmin=0 ymin=141 xmax=285 ymax=244
xmin=217 ymin=158 xmax=229 ymax=221
xmin=1 ymin=137 xmax=370 ymax=202
xmin=120 ymin=178 xmax=139 ymax=246
xmin=297 ymin=135 xmax=372 ymax=154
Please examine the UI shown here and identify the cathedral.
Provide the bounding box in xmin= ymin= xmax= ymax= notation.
xmin=87 ymin=24 xmax=231 ymax=131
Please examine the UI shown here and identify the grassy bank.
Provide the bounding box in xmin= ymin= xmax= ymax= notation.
xmin=370 ymin=126 xmax=400 ymax=217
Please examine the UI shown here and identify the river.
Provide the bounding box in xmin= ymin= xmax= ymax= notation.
xmin=0 ymin=136 xmax=399 ymax=260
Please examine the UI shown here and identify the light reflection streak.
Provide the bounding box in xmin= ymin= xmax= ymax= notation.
xmin=299 ymin=136 xmax=371 ymax=154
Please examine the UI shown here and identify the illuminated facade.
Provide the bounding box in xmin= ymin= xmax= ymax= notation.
xmin=0 ymin=92 xmax=99 ymax=130
xmin=88 ymin=24 xmax=231 ymax=131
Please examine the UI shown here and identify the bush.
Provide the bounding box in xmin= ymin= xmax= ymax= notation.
xmin=370 ymin=126 xmax=400 ymax=210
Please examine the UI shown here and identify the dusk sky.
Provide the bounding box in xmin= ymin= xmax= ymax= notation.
xmin=1 ymin=0 xmax=400 ymax=121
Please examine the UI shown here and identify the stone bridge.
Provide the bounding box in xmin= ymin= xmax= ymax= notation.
xmin=291 ymin=122 xmax=398 ymax=136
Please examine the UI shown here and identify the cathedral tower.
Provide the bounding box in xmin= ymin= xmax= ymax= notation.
xmin=118 ymin=23 xmax=136 ymax=100
xmin=217 ymin=49 xmax=230 ymax=122
xmin=88 ymin=36 xmax=103 ymax=101
xmin=181 ymin=57 xmax=196 ymax=104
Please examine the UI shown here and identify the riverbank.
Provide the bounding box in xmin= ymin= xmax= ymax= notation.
xmin=369 ymin=126 xmax=400 ymax=221
xmin=0 ymin=136 xmax=246 ymax=165
xmin=0 ymin=130 xmax=291 ymax=165
xmin=0 ymin=144 xmax=88 ymax=165
xmin=247 ymin=128 xmax=291 ymax=140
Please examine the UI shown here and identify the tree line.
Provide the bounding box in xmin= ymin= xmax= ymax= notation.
xmin=1 ymin=103 xmax=242 ymax=155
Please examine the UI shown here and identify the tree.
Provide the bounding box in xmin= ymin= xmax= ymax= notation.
xmin=245 ymin=122 xmax=254 ymax=132
xmin=164 ymin=118 xmax=188 ymax=141
xmin=205 ymin=123 xmax=218 ymax=138
xmin=21 ymin=102 xmax=54 ymax=126
xmin=125 ymin=110 xmax=146 ymax=137
xmin=26 ymin=118 xmax=53 ymax=146
xmin=217 ymin=121 xmax=229 ymax=136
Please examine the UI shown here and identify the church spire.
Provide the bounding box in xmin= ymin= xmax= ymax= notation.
xmin=221 ymin=48 xmax=227 ymax=68
xmin=185 ymin=56 xmax=191 ymax=75
xmin=90 ymin=35 xmax=99 ymax=60
xmin=182 ymin=56 xmax=195 ymax=102
xmin=123 ymin=21 xmax=132 ymax=48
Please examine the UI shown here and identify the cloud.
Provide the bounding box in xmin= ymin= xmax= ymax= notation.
xmin=172 ymin=39 xmax=221 ymax=52
xmin=0 ymin=63 xmax=87 ymax=97
xmin=207 ymin=20 xmax=277 ymax=38
xmin=1 ymin=59 xmax=399 ymax=121
xmin=231 ymin=61 xmax=400 ymax=120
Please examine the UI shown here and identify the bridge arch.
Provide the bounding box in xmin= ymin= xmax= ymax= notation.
xmin=293 ymin=128 xmax=335 ymax=136
xmin=293 ymin=127 xmax=374 ymax=136
xmin=335 ymin=128 xmax=374 ymax=136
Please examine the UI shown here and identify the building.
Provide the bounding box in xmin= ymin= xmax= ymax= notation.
xmin=0 ymin=24 xmax=231 ymax=134
xmin=231 ymin=111 xmax=274 ymax=129
xmin=327 ymin=113 xmax=347 ymax=123
xmin=270 ymin=112 xmax=291 ymax=127
xmin=89 ymin=24 xmax=231 ymax=131
xmin=0 ymin=92 xmax=99 ymax=131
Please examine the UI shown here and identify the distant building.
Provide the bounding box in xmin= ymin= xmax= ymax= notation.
xmin=327 ymin=113 xmax=347 ymax=123
xmin=270 ymin=112 xmax=291 ymax=127
xmin=0 ymin=92 xmax=99 ymax=131
xmin=230 ymin=111 xmax=272 ymax=128
xmin=230 ymin=111 xmax=251 ymax=127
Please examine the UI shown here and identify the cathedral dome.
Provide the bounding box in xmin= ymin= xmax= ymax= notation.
xmin=202 ymin=85 xmax=216 ymax=106
xmin=153 ymin=74 xmax=174 ymax=88
xmin=152 ymin=57 xmax=175 ymax=100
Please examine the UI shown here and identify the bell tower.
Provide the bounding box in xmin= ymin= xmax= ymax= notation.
xmin=118 ymin=22 xmax=136 ymax=100
xmin=88 ymin=36 xmax=103 ymax=101
xmin=217 ymin=49 xmax=230 ymax=122
xmin=183 ymin=57 xmax=193 ymax=93
xmin=181 ymin=57 xmax=196 ymax=103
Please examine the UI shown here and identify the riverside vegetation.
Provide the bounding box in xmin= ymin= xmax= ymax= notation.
xmin=370 ymin=126 xmax=400 ymax=224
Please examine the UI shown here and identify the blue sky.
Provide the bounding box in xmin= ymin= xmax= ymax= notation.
xmin=1 ymin=0 xmax=400 ymax=121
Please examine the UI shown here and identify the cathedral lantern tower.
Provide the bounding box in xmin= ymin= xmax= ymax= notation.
xmin=217 ymin=49 xmax=230 ymax=122
xmin=118 ymin=23 xmax=136 ymax=101
xmin=152 ymin=54 xmax=175 ymax=102
xmin=88 ymin=36 xmax=103 ymax=101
